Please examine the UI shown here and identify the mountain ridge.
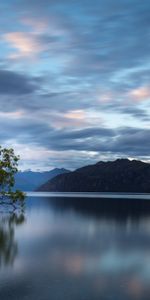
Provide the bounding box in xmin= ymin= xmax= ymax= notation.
xmin=14 ymin=168 xmax=70 ymax=191
xmin=37 ymin=159 xmax=150 ymax=193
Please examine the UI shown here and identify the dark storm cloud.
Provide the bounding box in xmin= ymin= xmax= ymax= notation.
xmin=53 ymin=127 xmax=115 ymax=140
xmin=0 ymin=117 xmax=54 ymax=143
xmin=46 ymin=126 xmax=150 ymax=158
xmin=0 ymin=90 xmax=92 ymax=114
xmin=0 ymin=70 xmax=38 ymax=95
xmin=109 ymin=127 xmax=150 ymax=157
xmin=101 ymin=103 xmax=150 ymax=121
xmin=41 ymin=126 xmax=150 ymax=157
xmin=1 ymin=110 xmax=150 ymax=160
xmin=119 ymin=107 xmax=150 ymax=121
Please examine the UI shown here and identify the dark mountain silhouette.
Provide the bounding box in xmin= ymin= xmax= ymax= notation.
xmin=14 ymin=168 xmax=70 ymax=191
xmin=38 ymin=159 xmax=150 ymax=192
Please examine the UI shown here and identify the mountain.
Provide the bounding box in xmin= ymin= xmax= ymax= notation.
xmin=38 ymin=159 xmax=150 ymax=193
xmin=14 ymin=168 xmax=70 ymax=191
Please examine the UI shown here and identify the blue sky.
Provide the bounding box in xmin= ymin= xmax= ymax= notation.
xmin=0 ymin=0 xmax=150 ymax=170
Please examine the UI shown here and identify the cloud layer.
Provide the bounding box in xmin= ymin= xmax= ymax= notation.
xmin=0 ymin=0 xmax=150 ymax=169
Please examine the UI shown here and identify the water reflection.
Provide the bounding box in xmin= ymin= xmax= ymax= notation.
xmin=0 ymin=213 xmax=25 ymax=267
xmin=49 ymin=196 xmax=150 ymax=222
xmin=0 ymin=195 xmax=150 ymax=300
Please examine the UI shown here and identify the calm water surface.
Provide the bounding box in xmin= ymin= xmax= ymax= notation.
xmin=0 ymin=193 xmax=150 ymax=300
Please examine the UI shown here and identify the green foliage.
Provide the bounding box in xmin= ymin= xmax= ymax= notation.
xmin=0 ymin=146 xmax=26 ymax=205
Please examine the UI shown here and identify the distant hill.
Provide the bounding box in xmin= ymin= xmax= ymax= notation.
xmin=14 ymin=168 xmax=70 ymax=191
xmin=38 ymin=159 xmax=150 ymax=193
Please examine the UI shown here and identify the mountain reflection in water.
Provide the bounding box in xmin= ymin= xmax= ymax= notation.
xmin=0 ymin=194 xmax=150 ymax=300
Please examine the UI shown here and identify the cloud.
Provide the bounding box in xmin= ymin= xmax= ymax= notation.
xmin=21 ymin=18 xmax=48 ymax=34
xmin=47 ymin=110 xmax=88 ymax=129
xmin=0 ymin=0 xmax=150 ymax=169
xmin=4 ymin=32 xmax=45 ymax=59
xmin=129 ymin=86 xmax=150 ymax=101
xmin=0 ymin=110 xmax=24 ymax=119
xmin=1 ymin=100 xmax=150 ymax=169
xmin=53 ymin=127 xmax=115 ymax=141
xmin=0 ymin=69 xmax=38 ymax=94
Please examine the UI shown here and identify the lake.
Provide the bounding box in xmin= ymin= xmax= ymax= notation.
xmin=0 ymin=192 xmax=150 ymax=300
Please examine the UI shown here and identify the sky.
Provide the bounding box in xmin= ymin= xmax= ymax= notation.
xmin=0 ymin=0 xmax=150 ymax=170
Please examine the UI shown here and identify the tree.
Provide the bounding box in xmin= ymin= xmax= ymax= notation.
xmin=0 ymin=146 xmax=25 ymax=208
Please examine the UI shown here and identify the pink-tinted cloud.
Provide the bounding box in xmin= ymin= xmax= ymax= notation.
xmin=0 ymin=110 xmax=25 ymax=119
xmin=130 ymin=86 xmax=150 ymax=101
xmin=3 ymin=32 xmax=44 ymax=59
